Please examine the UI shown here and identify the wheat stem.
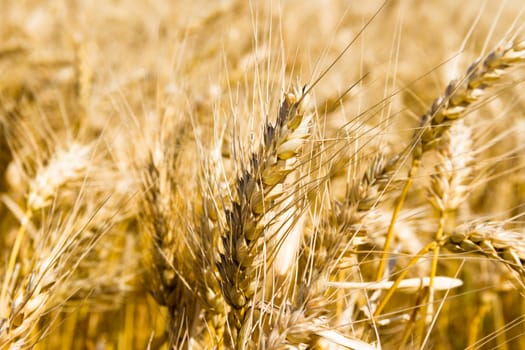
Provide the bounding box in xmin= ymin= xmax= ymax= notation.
xmin=414 ymin=212 xmax=446 ymax=346
xmin=493 ymin=295 xmax=509 ymax=350
xmin=374 ymin=240 xmax=438 ymax=318
xmin=468 ymin=292 xmax=493 ymax=347
xmin=375 ymin=167 xmax=416 ymax=281
xmin=0 ymin=209 xmax=32 ymax=319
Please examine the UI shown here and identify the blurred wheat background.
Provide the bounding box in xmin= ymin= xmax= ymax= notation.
xmin=1 ymin=0 xmax=525 ymax=349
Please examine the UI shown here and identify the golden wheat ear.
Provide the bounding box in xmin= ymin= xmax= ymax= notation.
xmin=416 ymin=39 xmax=525 ymax=158
xmin=138 ymin=119 xmax=204 ymax=349
xmin=215 ymin=86 xmax=313 ymax=348
xmin=444 ymin=222 xmax=525 ymax=283
xmin=377 ymin=39 xmax=525 ymax=281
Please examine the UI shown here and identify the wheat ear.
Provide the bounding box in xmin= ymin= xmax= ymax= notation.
xmin=377 ymin=39 xmax=525 ymax=281
xmin=444 ymin=222 xmax=525 ymax=283
xmin=0 ymin=143 xmax=92 ymax=322
xmin=140 ymin=121 xmax=201 ymax=348
xmin=0 ymin=204 xmax=107 ymax=349
xmin=217 ymin=86 xmax=312 ymax=348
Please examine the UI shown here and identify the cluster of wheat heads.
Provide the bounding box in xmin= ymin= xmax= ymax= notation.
xmin=2 ymin=0 xmax=525 ymax=349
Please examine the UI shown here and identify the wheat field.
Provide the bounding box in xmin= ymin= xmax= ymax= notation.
xmin=1 ymin=0 xmax=525 ymax=349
